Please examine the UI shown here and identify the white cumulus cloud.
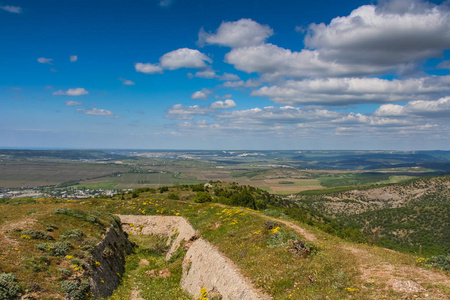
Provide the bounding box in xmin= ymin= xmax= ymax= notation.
xmin=375 ymin=97 xmax=450 ymax=118
xmin=252 ymin=76 xmax=450 ymax=105
xmin=53 ymin=88 xmax=88 ymax=96
xmin=191 ymin=88 xmax=212 ymax=100
xmin=166 ymin=99 xmax=237 ymax=120
xmin=160 ymin=48 xmax=212 ymax=70
xmin=76 ymin=108 xmax=118 ymax=118
xmin=119 ymin=78 xmax=135 ymax=85
xmin=65 ymin=101 xmax=83 ymax=106
xmin=198 ymin=18 xmax=274 ymax=48
xmin=304 ymin=0 xmax=450 ymax=71
xmin=135 ymin=62 xmax=163 ymax=74
xmin=136 ymin=48 xmax=211 ymax=75
xmin=37 ymin=57 xmax=53 ymax=64
xmin=193 ymin=69 xmax=217 ymax=79
xmin=225 ymin=44 xmax=389 ymax=80
xmin=210 ymin=99 xmax=236 ymax=109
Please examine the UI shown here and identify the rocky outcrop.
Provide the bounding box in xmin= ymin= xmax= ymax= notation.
xmin=88 ymin=226 xmax=133 ymax=298
xmin=117 ymin=215 xmax=270 ymax=300
xmin=181 ymin=238 xmax=271 ymax=300
xmin=117 ymin=215 xmax=197 ymax=260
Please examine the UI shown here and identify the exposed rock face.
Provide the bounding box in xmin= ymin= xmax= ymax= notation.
xmin=117 ymin=215 xmax=197 ymax=259
xmin=181 ymin=238 xmax=271 ymax=300
xmin=88 ymin=226 xmax=133 ymax=298
xmin=117 ymin=215 xmax=270 ymax=300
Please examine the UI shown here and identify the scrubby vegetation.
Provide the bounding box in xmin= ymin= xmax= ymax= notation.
xmin=294 ymin=176 xmax=450 ymax=256
xmin=108 ymin=235 xmax=190 ymax=299
xmin=0 ymin=199 xmax=126 ymax=299
xmin=0 ymin=273 xmax=21 ymax=300
xmin=1 ymin=177 xmax=449 ymax=299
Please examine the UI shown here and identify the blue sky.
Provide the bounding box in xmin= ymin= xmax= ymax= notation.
xmin=1 ymin=0 xmax=450 ymax=150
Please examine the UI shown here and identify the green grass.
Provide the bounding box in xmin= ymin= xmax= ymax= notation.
xmin=76 ymin=172 xmax=203 ymax=189
xmin=108 ymin=235 xmax=191 ymax=300
xmin=73 ymin=181 xmax=118 ymax=190
xmin=2 ymin=180 xmax=449 ymax=299
xmin=0 ymin=161 xmax=128 ymax=188
xmin=0 ymin=199 xmax=121 ymax=299
xmin=100 ymin=193 xmax=404 ymax=299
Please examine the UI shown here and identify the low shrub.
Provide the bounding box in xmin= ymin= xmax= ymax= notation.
xmin=46 ymin=224 xmax=58 ymax=232
xmin=37 ymin=241 xmax=72 ymax=256
xmin=24 ymin=257 xmax=49 ymax=272
xmin=193 ymin=192 xmax=212 ymax=203
xmin=428 ymin=255 xmax=450 ymax=271
xmin=264 ymin=220 xmax=280 ymax=230
xmin=61 ymin=229 xmax=84 ymax=239
xmin=0 ymin=273 xmax=21 ymax=300
xmin=61 ymin=280 xmax=90 ymax=300
xmin=267 ymin=230 xmax=297 ymax=248
xmin=58 ymin=268 xmax=72 ymax=279
xmin=21 ymin=230 xmax=54 ymax=240
xmin=167 ymin=193 xmax=180 ymax=200
xmin=159 ymin=186 xmax=169 ymax=193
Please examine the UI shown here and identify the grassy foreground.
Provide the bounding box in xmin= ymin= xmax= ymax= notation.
xmin=100 ymin=189 xmax=448 ymax=299
xmin=1 ymin=187 xmax=449 ymax=299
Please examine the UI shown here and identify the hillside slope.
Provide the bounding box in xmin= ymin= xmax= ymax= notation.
xmin=293 ymin=176 xmax=450 ymax=255
xmin=103 ymin=188 xmax=450 ymax=299
xmin=1 ymin=183 xmax=449 ymax=299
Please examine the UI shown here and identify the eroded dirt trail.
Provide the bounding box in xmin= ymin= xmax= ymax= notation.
xmin=344 ymin=246 xmax=450 ymax=299
xmin=117 ymin=215 xmax=271 ymax=300
xmin=117 ymin=210 xmax=450 ymax=299
xmin=262 ymin=212 xmax=450 ymax=299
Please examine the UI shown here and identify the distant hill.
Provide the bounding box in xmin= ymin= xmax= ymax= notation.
xmin=293 ymin=175 xmax=450 ymax=255
xmin=0 ymin=149 xmax=124 ymax=161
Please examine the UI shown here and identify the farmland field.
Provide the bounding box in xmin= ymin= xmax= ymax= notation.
xmin=77 ymin=171 xmax=203 ymax=189
xmin=1 ymin=150 xmax=449 ymax=195
xmin=0 ymin=161 xmax=129 ymax=187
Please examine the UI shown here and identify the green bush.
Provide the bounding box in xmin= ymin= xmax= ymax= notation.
xmin=193 ymin=191 xmax=212 ymax=203
xmin=24 ymin=257 xmax=49 ymax=272
xmin=61 ymin=229 xmax=84 ymax=239
xmin=58 ymin=268 xmax=72 ymax=279
xmin=167 ymin=193 xmax=180 ymax=200
xmin=0 ymin=273 xmax=21 ymax=300
xmin=21 ymin=230 xmax=54 ymax=240
xmin=46 ymin=224 xmax=58 ymax=232
xmin=52 ymin=208 xmax=77 ymax=216
xmin=191 ymin=184 xmax=205 ymax=192
xmin=230 ymin=190 xmax=257 ymax=209
xmin=86 ymin=215 xmax=99 ymax=224
xmin=428 ymin=255 xmax=450 ymax=271
xmin=159 ymin=186 xmax=169 ymax=193
xmin=267 ymin=231 xmax=298 ymax=248
xmin=80 ymin=237 xmax=98 ymax=252
xmin=61 ymin=280 xmax=90 ymax=300
xmin=37 ymin=241 xmax=72 ymax=256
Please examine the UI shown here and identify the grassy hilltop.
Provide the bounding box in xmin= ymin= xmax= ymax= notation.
xmin=1 ymin=180 xmax=449 ymax=299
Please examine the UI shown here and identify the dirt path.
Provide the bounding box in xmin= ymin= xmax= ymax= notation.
xmin=117 ymin=209 xmax=450 ymax=299
xmin=117 ymin=215 xmax=270 ymax=300
xmin=117 ymin=215 xmax=197 ymax=260
xmin=257 ymin=211 xmax=450 ymax=299
xmin=238 ymin=207 xmax=318 ymax=242
xmin=181 ymin=238 xmax=271 ymax=300
xmin=345 ymin=246 xmax=450 ymax=299
xmin=233 ymin=205 xmax=449 ymax=299
xmin=129 ymin=290 xmax=144 ymax=300
xmin=269 ymin=218 xmax=317 ymax=242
